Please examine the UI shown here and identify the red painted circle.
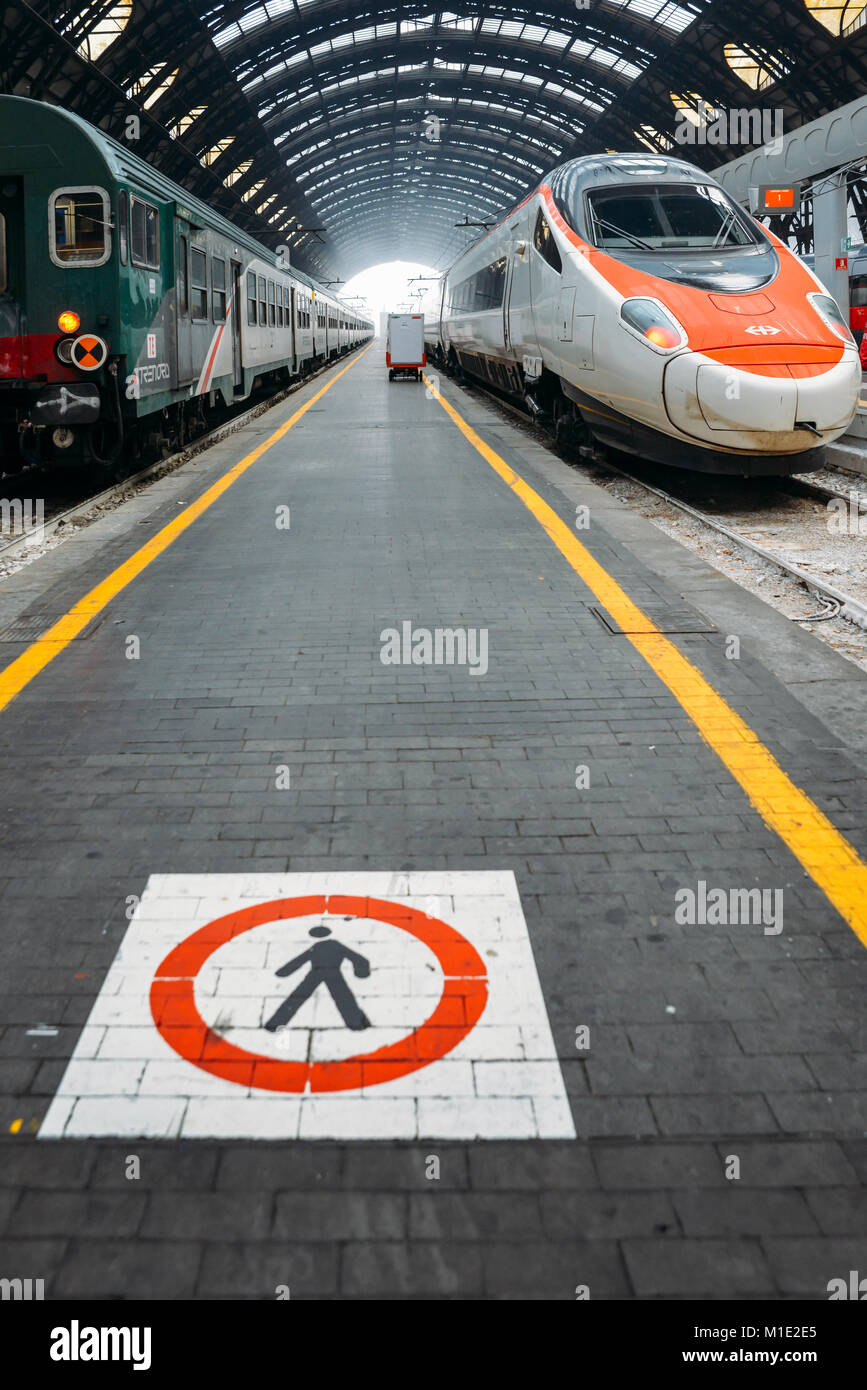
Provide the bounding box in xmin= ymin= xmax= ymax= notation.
xmin=149 ymin=894 xmax=488 ymax=1093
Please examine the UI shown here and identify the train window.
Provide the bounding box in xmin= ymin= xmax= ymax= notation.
xmin=277 ymin=287 xmax=283 ymax=328
xmin=0 ymin=214 xmax=5 ymax=293
xmin=533 ymin=210 xmax=562 ymax=274
xmin=49 ymin=186 xmax=111 ymax=266
xmin=268 ymin=281 xmax=276 ymax=327
xmin=118 ymin=191 xmax=128 ymax=266
xmin=177 ymin=235 xmax=188 ymax=315
xmin=247 ymin=271 xmax=257 ymax=325
xmin=851 ymin=275 xmax=867 ymax=308
xmin=258 ymin=275 xmax=267 ymax=324
xmin=129 ymin=196 xmax=160 ymax=269
xmin=284 ymin=286 xmax=291 ymax=320
xmin=212 ymin=257 xmax=226 ymax=322
xmin=449 ymin=258 xmax=506 ymax=313
xmin=190 ymin=247 xmax=208 ymax=320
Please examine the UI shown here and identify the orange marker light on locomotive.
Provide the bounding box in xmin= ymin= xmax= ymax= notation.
xmin=620 ymin=298 xmax=686 ymax=353
xmin=645 ymin=325 xmax=681 ymax=350
xmin=58 ymin=310 xmax=80 ymax=333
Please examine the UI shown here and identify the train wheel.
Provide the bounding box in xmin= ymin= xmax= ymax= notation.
xmin=553 ymin=401 xmax=586 ymax=451
xmin=0 ymin=425 xmax=24 ymax=473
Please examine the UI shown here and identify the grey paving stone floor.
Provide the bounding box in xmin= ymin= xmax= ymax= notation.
xmin=0 ymin=344 xmax=865 ymax=1298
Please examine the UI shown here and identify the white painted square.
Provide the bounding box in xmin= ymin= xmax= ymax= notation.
xmin=40 ymin=872 xmax=574 ymax=1140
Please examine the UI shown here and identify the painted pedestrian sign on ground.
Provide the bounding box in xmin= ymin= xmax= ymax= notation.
xmin=265 ymin=925 xmax=372 ymax=1033
xmin=40 ymin=872 xmax=575 ymax=1139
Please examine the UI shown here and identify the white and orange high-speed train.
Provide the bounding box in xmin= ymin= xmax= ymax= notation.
xmin=423 ymin=153 xmax=861 ymax=475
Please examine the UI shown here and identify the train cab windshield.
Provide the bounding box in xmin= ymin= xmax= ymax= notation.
xmin=577 ymin=182 xmax=778 ymax=292
xmin=587 ymin=184 xmax=758 ymax=251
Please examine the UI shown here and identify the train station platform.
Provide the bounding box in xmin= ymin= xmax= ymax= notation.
xmin=1 ymin=342 xmax=866 ymax=1301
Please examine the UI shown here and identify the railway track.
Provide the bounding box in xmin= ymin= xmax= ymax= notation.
xmin=594 ymin=456 xmax=867 ymax=629
xmin=459 ymin=378 xmax=867 ymax=633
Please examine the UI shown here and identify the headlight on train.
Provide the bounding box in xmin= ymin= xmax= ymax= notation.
xmin=55 ymin=338 xmax=75 ymax=364
xmin=619 ymin=298 xmax=687 ymax=353
xmin=808 ymin=292 xmax=855 ymax=344
xmin=58 ymin=310 xmax=80 ymax=334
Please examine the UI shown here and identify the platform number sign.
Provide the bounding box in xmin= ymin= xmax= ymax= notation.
xmin=748 ymin=184 xmax=801 ymax=217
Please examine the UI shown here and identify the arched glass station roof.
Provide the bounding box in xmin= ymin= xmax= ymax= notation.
xmin=5 ymin=0 xmax=867 ymax=277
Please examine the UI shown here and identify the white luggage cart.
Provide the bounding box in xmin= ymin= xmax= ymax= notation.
xmin=386 ymin=313 xmax=425 ymax=381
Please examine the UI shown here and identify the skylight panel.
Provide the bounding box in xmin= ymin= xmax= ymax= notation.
xmin=605 ymin=0 xmax=696 ymax=33
xmin=239 ymin=6 xmax=267 ymax=33
xmin=401 ymin=14 xmax=435 ymax=33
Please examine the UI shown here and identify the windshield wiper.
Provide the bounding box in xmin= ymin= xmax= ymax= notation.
xmin=711 ymin=208 xmax=740 ymax=249
xmin=593 ymin=214 xmax=654 ymax=251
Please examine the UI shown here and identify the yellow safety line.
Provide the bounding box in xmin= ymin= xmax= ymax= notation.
xmin=0 ymin=346 xmax=370 ymax=716
xmin=425 ymin=373 xmax=867 ymax=949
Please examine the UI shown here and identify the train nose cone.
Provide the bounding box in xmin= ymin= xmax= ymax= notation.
xmin=696 ymin=363 xmax=796 ymax=433
xmin=663 ymin=350 xmax=860 ymax=450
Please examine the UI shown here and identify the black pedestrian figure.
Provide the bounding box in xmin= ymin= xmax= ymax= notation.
xmin=264 ymin=925 xmax=371 ymax=1032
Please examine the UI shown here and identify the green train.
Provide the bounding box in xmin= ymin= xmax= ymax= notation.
xmin=0 ymin=95 xmax=373 ymax=473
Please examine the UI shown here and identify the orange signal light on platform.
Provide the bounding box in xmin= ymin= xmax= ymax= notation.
xmin=58 ymin=310 xmax=80 ymax=334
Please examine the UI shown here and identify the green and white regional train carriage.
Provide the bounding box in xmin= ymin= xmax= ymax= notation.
xmin=0 ymin=96 xmax=373 ymax=471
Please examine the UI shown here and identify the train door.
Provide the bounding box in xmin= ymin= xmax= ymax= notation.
xmin=230 ymin=260 xmax=242 ymax=392
xmin=503 ymin=255 xmax=514 ymax=354
xmin=505 ymin=228 xmax=531 ymax=362
xmin=529 ymin=206 xmax=562 ymax=371
xmin=175 ymin=220 xmax=193 ymax=384
xmin=0 ymin=177 xmax=25 ymax=379
xmin=290 ymin=286 xmax=297 ymax=369
xmin=557 ymin=286 xmax=576 ymax=344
